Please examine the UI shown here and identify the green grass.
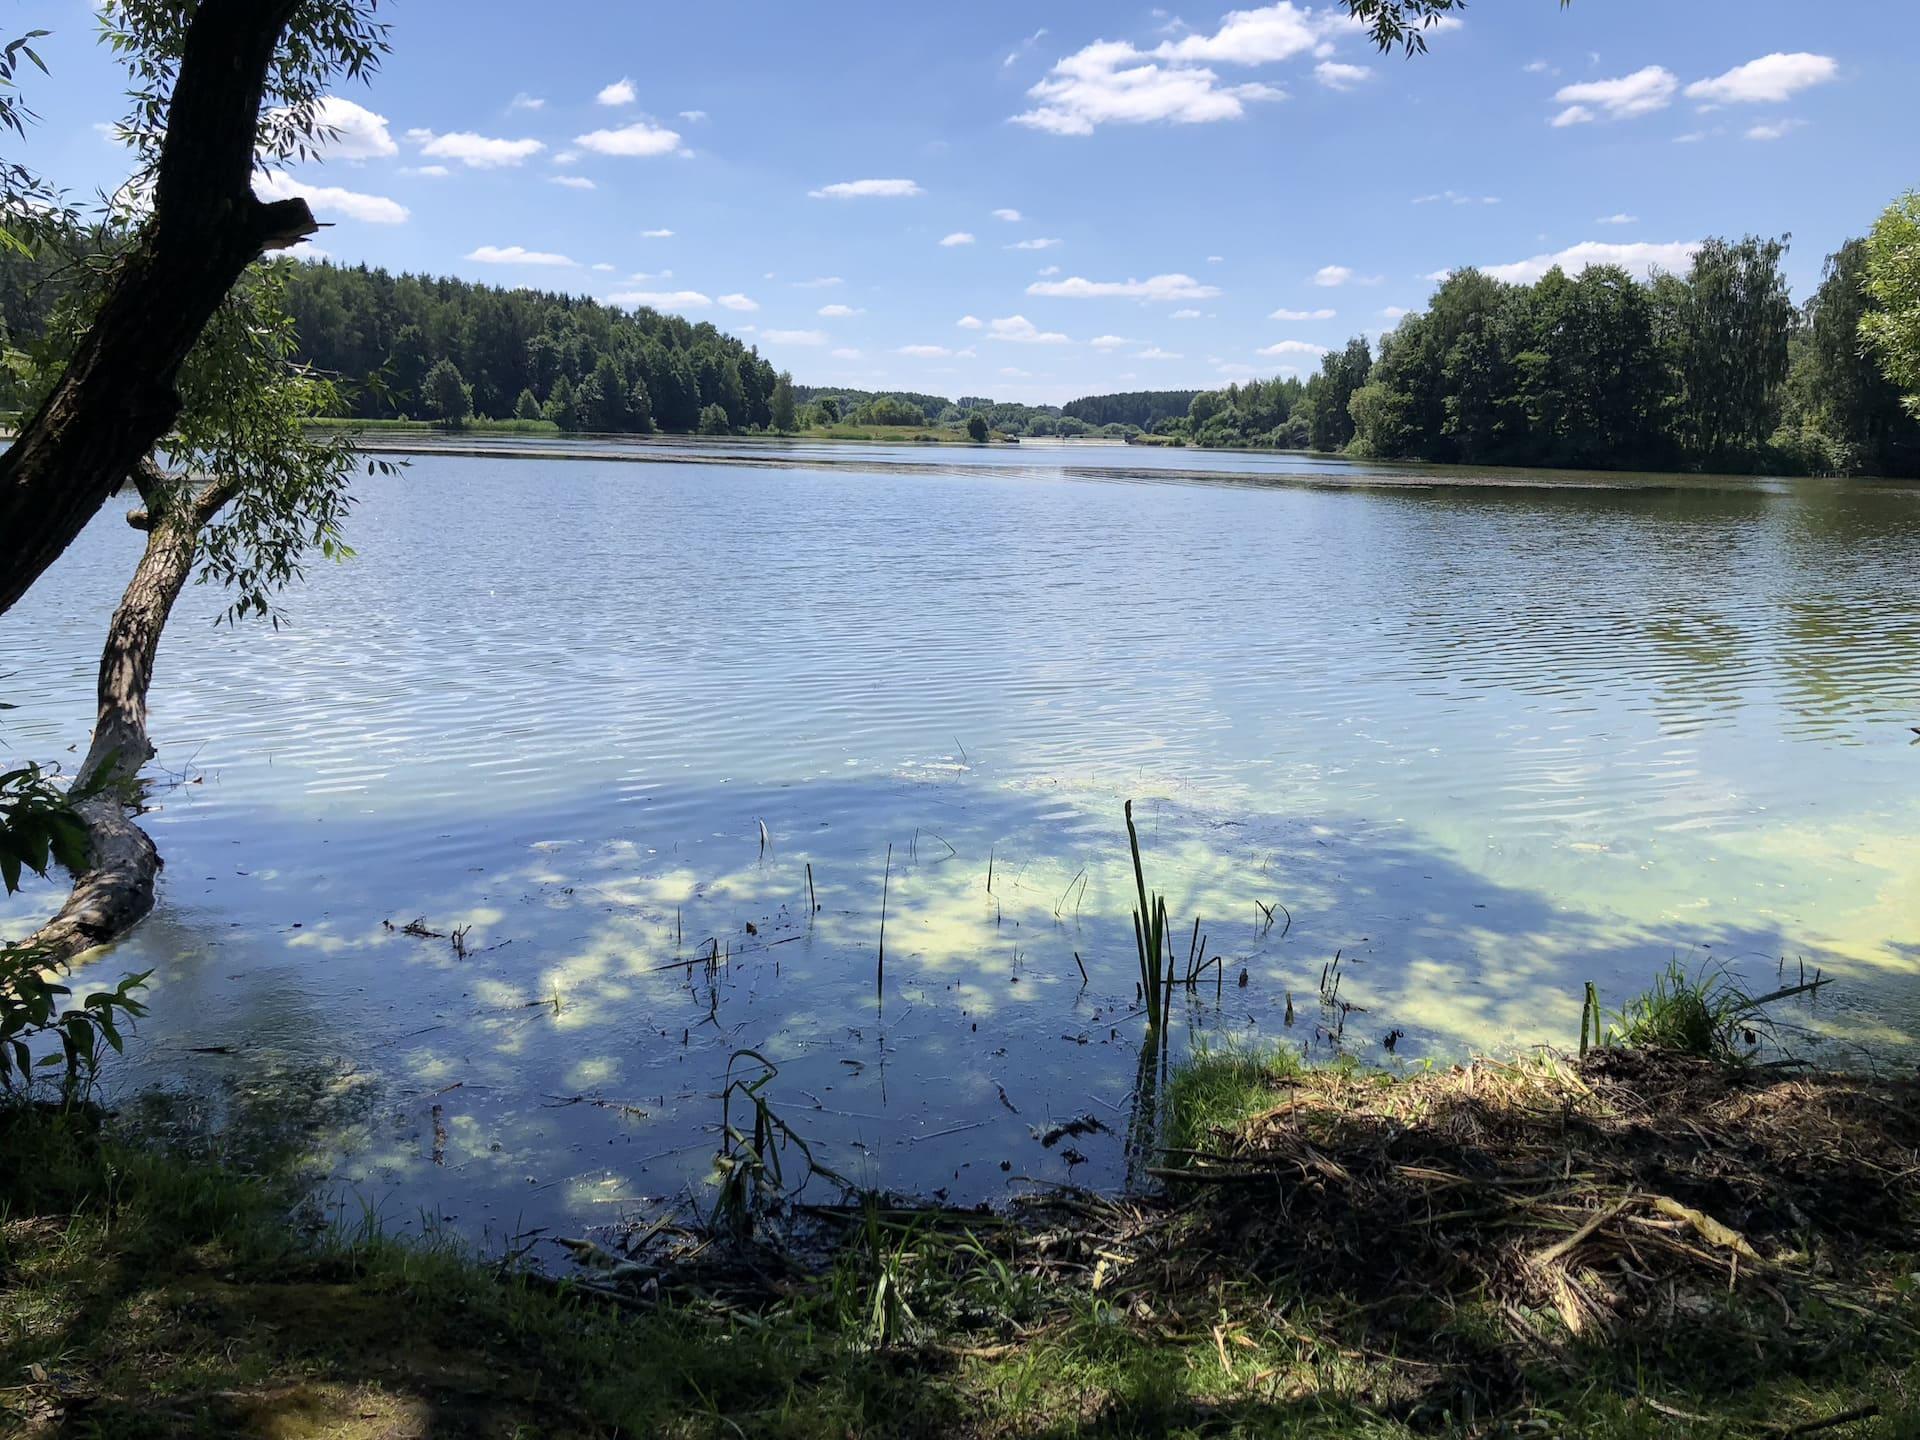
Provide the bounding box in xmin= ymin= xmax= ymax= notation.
xmin=4 ymin=1034 xmax=1914 ymax=1439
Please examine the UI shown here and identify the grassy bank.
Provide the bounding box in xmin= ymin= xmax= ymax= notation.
xmin=306 ymin=417 xmax=562 ymax=436
xmin=3 ymin=1038 xmax=1915 ymax=1438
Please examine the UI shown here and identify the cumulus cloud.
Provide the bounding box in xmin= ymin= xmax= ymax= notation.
xmin=550 ymin=175 xmax=596 ymax=190
xmin=1686 ymin=53 xmax=1836 ymax=105
xmin=1134 ymin=346 xmax=1183 ymax=360
xmin=1744 ymin=118 xmax=1804 ymax=141
xmin=611 ymin=289 xmax=712 ymax=310
xmin=956 ymin=315 xmax=984 ymax=330
xmin=898 ymin=344 xmax=955 ymax=358
xmin=718 ymin=294 xmax=759 ymax=311
xmin=1311 ymin=264 xmax=1380 ymax=287
xmin=1256 ymin=339 xmax=1326 ymax=356
xmin=810 ymin=178 xmax=924 ymax=198
xmin=1596 ymin=212 xmax=1638 ymax=225
xmin=1315 ymin=61 xmax=1372 ymax=91
xmin=1026 ymin=272 xmax=1220 ymax=301
xmin=940 ymin=231 xmax=976 ymax=246
xmin=575 ymin=121 xmax=681 ymax=157
xmin=596 ymin=77 xmax=638 ymax=106
xmin=256 ymin=171 xmax=408 ymax=224
xmin=795 ymin=276 xmax=844 ymax=288
xmin=1381 ymin=306 xmax=1410 ymax=319
xmin=678 ymin=109 xmax=709 ymax=123
xmin=1465 ymin=239 xmax=1700 ymax=285
xmin=401 ymin=164 xmax=450 ymax=178
xmin=763 ymin=329 xmax=827 ymax=345
xmin=467 ymin=244 xmax=576 ymax=266
xmin=1154 ymin=2 xmax=1321 ymax=65
xmin=1170 ymin=308 xmax=1203 ymax=319
xmin=508 ymin=93 xmax=545 ymax=112
xmin=1009 ymin=237 xmax=1062 ymax=250
xmin=297 ymin=96 xmax=397 ymax=159
xmin=412 ymin=129 xmax=545 ymax=168
xmin=818 ymin=303 xmax=864 ymax=317
xmin=641 ymin=227 xmax=674 ymax=238
xmin=986 ymin=315 xmax=1071 ymax=344
xmin=1270 ymin=306 xmax=1335 ymax=320
xmin=1550 ymin=66 xmax=1677 ymax=124
xmin=993 ymin=207 xmax=1024 ymax=222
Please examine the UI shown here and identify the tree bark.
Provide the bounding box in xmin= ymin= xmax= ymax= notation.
xmin=13 ymin=480 xmax=235 ymax=965
xmin=0 ymin=0 xmax=315 ymax=616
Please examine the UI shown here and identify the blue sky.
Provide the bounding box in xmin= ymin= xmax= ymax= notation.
xmin=19 ymin=0 xmax=1916 ymax=404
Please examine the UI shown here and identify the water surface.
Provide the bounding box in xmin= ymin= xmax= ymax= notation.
xmin=3 ymin=440 xmax=1917 ymax=1244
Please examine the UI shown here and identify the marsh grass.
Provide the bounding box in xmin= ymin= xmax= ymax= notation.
xmin=1597 ymin=960 xmax=1828 ymax=1063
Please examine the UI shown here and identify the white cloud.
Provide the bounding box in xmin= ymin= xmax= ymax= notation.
xmin=592 ymin=262 xmax=615 ymax=272
xmin=1414 ymin=189 xmax=1500 ymax=206
xmin=627 ymin=269 xmax=673 ymax=281
xmin=1000 ymin=367 xmax=1033 ymax=379
xmin=1551 ymin=66 xmax=1677 ymax=122
xmin=1315 ymin=61 xmax=1372 ymax=91
xmin=678 ymin=109 xmax=709 ymax=123
xmin=552 ymin=150 xmax=580 ymax=166
xmin=818 ymin=303 xmax=864 ymax=317
xmin=1037 ymin=264 xmax=1062 ymax=276
xmin=1596 ymin=212 xmax=1638 ymax=225
xmin=795 ymin=276 xmax=844 ymax=288
xmin=956 ymin=315 xmax=984 ymax=330
xmin=298 ymin=96 xmax=397 ymax=159
xmin=1012 ymin=5 xmax=1326 ymax=137
xmin=940 ymin=231 xmax=976 ymax=246
xmin=810 ymin=178 xmax=924 ymax=199
xmin=1523 ymin=59 xmax=1557 ymax=76
xmin=1026 ymin=272 xmax=1220 ymax=301
xmin=1089 ymin=334 xmax=1130 ymax=349
xmin=611 ymin=289 xmax=712 ymax=310
xmin=1745 ymin=118 xmax=1804 ymax=142
xmin=414 ymin=130 xmax=545 ymax=168
xmin=550 ymin=175 xmax=596 ymax=190
xmin=718 ymin=293 xmax=759 ymax=311
xmin=1686 ymin=53 xmax=1836 ymax=106
xmin=1009 ymin=237 xmax=1062 ymax=250
xmin=467 ymin=244 xmax=576 ymax=266
xmin=1473 ymin=238 xmax=1700 ymax=285
xmin=1270 ymin=306 xmax=1335 ymax=320
xmin=1135 ymin=346 xmax=1183 ymax=360
xmin=986 ymin=315 xmax=1071 ymax=344
xmin=993 ymin=207 xmax=1024 ymax=222
xmin=575 ymin=121 xmax=681 ymax=157
xmin=1170 ymin=308 xmax=1202 ymax=319
xmin=596 ymin=77 xmax=637 ymax=107
xmin=1256 ymin=339 xmax=1326 ymax=357
xmin=509 ymin=93 xmax=545 ymax=112
xmin=255 ymin=171 xmax=408 ymax=224
xmin=1312 ymin=264 xmax=1379 ymax=287
xmin=898 ymin=344 xmax=954 ymax=358
xmin=830 ymin=347 xmax=862 ymax=359
xmin=641 ymin=227 xmax=674 ymax=238
xmin=284 ymin=241 xmax=330 ymax=263
xmin=399 ymin=164 xmax=449 ymax=178
xmin=1004 ymin=26 xmax=1049 ymax=68
xmin=763 ymin=328 xmax=827 ymax=345
xmin=1381 ymin=306 xmax=1410 ymax=319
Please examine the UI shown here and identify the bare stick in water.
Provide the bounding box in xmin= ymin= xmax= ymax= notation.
xmin=877 ymin=842 xmax=893 ymax=989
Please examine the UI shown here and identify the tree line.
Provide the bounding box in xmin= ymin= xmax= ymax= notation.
xmin=1165 ymin=230 xmax=1920 ymax=478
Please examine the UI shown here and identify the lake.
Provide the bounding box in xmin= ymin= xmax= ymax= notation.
xmin=3 ymin=439 xmax=1918 ymax=1246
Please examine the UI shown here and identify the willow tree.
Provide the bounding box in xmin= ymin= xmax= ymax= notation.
xmin=2 ymin=0 xmax=390 ymax=960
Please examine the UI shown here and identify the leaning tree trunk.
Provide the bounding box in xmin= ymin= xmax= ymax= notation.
xmin=0 ymin=0 xmax=315 ymax=616
xmin=16 ymin=479 xmax=235 ymax=964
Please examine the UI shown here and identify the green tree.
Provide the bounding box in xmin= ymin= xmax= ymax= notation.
xmin=966 ymin=411 xmax=989 ymax=443
xmin=585 ymin=353 xmax=630 ymax=431
xmin=1784 ymin=236 xmax=1920 ymax=475
xmin=770 ymin=372 xmax=797 ymax=433
xmin=1664 ymin=236 xmax=1794 ymax=463
xmin=698 ymin=402 xmax=731 ymax=436
xmin=425 ymin=358 xmax=471 ymax=430
xmin=1863 ymin=192 xmax=1920 ymax=419
xmin=543 ymin=373 xmax=577 ymax=431
xmin=628 ymin=379 xmax=655 ymax=434
xmin=513 ymin=387 xmax=541 ymax=422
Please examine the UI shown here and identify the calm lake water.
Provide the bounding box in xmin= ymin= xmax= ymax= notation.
xmin=4 ymin=439 xmax=1919 ymax=1246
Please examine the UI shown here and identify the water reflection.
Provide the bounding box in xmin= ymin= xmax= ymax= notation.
xmin=1 ymin=445 xmax=1917 ymax=1243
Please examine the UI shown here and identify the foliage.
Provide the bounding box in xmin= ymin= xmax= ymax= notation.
xmin=423 ymin=358 xmax=470 ymax=430
xmin=1783 ymin=238 xmax=1920 ymax=473
xmin=1062 ymin=389 xmax=1199 ymax=430
xmin=1593 ymin=961 xmax=1814 ymax=1063
xmin=0 ymin=761 xmax=91 ymax=895
xmin=965 ymin=410 xmax=988 ymax=443
xmin=770 ymin=370 xmax=797 ymax=433
xmin=1863 ymin=191 xmax=1920 ymax=419
xmin=272 ymin=259 xmax=777 ymax=433
xmin=697 ymin=401 xmax=731 ymax=436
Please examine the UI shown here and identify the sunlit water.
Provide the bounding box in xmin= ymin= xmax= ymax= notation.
xmin=4 ymin=439 xmax=1918 ymax=1248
